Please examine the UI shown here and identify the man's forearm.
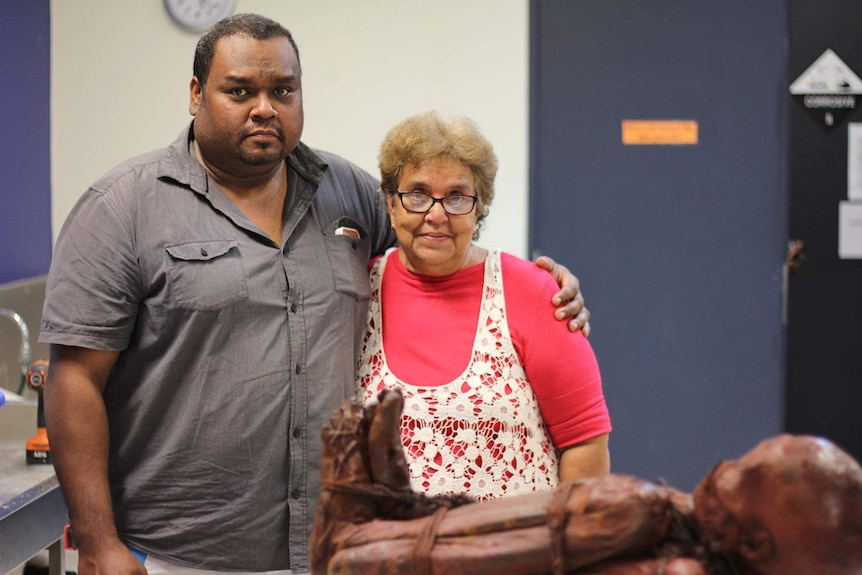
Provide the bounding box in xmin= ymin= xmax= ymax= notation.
xmin=44 ymin=358 xmax=121 ymax=551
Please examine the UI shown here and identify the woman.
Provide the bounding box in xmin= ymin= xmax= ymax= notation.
xmin=357 ymin=111 xmax=611 ymax=501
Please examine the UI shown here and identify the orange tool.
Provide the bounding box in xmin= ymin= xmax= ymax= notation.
xmin=25 ymin=359 xmax=52 ymax=464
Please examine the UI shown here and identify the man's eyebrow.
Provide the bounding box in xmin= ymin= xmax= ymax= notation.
xmin=274 ymin=73 xmax=301 ymax=84
xmin=223 ymin=74 xmax=252 ymax=84
xmin=223 ymin=73 xmax=300 ymax=84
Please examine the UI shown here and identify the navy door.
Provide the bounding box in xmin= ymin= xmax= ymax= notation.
xmin=530 ymin=0 xmax=788 ymax=490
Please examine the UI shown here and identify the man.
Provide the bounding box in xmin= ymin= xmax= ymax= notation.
xmin=41 ymin=14 xmax=587 ymax=575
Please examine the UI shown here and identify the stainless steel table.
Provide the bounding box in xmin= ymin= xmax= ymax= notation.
xmin=1 ymin=401 xmax=68 ymax=575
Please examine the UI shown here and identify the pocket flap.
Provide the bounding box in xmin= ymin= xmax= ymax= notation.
xmin=166 ymin=240 xmax=237 ymax=262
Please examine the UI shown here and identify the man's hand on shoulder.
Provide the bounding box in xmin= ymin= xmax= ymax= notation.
xmin=534 ymin=255 xmax=591 ymax=336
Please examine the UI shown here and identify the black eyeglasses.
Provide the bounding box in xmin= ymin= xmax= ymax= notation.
xmin=395 ymin=192 xmax=478 ymax=215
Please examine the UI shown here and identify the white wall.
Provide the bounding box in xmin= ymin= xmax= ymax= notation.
xmin=50 ymin=0 xmax=529 ymax=256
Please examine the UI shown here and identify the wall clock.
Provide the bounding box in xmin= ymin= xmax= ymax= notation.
xmin=164 ymin=0 xmax=236 ymax=32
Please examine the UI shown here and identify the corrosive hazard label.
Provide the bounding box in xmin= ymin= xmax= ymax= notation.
xmin=790 ymin=49 xmax=862 ymax=130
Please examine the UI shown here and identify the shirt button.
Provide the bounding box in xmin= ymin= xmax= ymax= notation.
xmin=200 ymin=248 xmax=208 ymax=257
xmin=293 ymin=428 xmax=301 ymax=438
xmin=290 ymin=303 xmax=297 ymax=313
xmin=291 ymin=490 xmax=301 ymax=499
xmin=295 ymin=364 xmax=301 ymax=374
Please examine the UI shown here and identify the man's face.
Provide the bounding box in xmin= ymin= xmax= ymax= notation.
xmin=190 ymin=34 xmax=303 ymax=178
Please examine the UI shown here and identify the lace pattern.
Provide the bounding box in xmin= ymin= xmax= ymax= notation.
xmin=357 ymin=249 xmax=559 ymax=500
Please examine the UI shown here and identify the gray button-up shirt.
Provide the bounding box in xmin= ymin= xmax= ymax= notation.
xmin=40 ymin=124 xmax=395 ymax=571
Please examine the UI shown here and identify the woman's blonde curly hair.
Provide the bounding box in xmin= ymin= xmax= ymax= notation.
xmin=378 ymin=111 xmax=498 ymax=238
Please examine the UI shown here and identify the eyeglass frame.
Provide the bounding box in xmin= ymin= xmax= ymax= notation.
xmin=393 ymin=191 xmax=479 ymax=215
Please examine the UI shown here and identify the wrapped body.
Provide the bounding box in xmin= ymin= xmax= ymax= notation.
xmin=311 ymin=390 xmax=862 ymax=575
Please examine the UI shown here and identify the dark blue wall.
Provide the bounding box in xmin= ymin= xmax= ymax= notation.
xmin=0 ymin=0 xmax=52 ymax=284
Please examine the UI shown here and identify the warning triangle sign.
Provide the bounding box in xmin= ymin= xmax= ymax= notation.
xmin=790 ymin=49 xmax=862 ymax=95
xmin=790 ymin=49 xmax=862 ymax=130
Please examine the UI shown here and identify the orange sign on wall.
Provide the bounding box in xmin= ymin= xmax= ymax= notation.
xmin=621 ymin=120 xmax=699 ymax=145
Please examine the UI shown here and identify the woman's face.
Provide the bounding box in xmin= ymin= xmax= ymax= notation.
xmin=388 ymin=157 xmax=480 ymax=276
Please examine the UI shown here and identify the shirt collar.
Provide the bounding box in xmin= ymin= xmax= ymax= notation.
xmin=157 ymin=121 xmax=330 ymax=194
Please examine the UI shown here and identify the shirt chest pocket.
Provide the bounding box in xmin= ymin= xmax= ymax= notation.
xmin=165 ymin=240 xmax=248 ymax=311
xmin=323 ymin=235 xmax=371 ymax=302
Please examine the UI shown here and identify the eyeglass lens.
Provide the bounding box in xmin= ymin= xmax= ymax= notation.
xmin=398 ymin=192 xmax=477 ymax=215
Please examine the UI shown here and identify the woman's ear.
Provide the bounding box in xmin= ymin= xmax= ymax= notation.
xmin=385 ymin=194 xmax=397 ymax=222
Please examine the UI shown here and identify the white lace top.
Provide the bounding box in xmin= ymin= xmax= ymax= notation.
xmin=356 ymin=249 xmax=559 ymax=500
